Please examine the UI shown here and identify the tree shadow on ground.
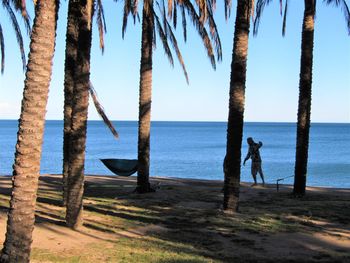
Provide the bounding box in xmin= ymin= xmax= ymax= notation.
xmin=0 ymin=174 xmax=349 ymax=262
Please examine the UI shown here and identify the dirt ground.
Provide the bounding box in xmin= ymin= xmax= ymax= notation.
xmin=0 ymin=174 xmax=349 ymax=262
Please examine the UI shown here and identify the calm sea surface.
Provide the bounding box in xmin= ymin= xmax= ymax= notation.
xmin=0 ymin=120 xmax=349 ymax=188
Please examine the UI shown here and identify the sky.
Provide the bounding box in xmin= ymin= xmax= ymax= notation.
xmin=0 ymin=1 xmax=349 ymax=123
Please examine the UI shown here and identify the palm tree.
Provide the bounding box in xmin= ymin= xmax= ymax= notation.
xmin=62 ymin=0 xmax=118 ymax=228
xmin=223 ymin=0 xmax=254 ymax=213
xmin=62 ymin=0 xmax=79 ymax=207
xmin=64 ymin=0 xmax=95 ymax=229
xmin=0 ymin=0 xmax=30 ymax=74
xmin=293 ymin=0 xmax=316 ymax=196
xmin=254 ymin=0 xmax=350 ymax=196
xmin=0 ymin=0 xmax=60 ymax=262
xmin=136 ymin=0 xmax=155 ymax=193
xmin=294 ymin=0 xmax=349 ymax=196
xmin=124 ymin=0 xmax=222 ymax=193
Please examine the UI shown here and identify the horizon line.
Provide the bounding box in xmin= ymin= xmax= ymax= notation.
xmin=0 ymin=119 xmax=349 ymax=124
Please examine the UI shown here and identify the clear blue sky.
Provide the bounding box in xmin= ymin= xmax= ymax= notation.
xmin=0 ymin=1 xmax=349 ymax=122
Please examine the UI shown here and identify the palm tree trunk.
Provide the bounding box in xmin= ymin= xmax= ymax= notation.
xmin=65 ymin=0 xmax=93 ymax=229
xmin=0 ymin=1 xmax=59 ymax=262
xmin=62 ymin=0 xmax=80 ymax=207
xmin=136 ymin=0 xmax=154 ymax=193
xmin=223 ymin=0 xmax=252 ymax=213
xmin=293 ymin=0 xmax=315 ymax=197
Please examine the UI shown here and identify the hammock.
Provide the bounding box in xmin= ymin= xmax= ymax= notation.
xmin=90 ymin=83 xmax=138 ymax=176
xmin=100 ymin=159 xmax=138 ymax=177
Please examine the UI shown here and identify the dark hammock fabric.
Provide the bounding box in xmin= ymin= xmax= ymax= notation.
xmin=100 ymin=159 xmax=138 ymax=176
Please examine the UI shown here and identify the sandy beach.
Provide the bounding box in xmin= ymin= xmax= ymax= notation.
xmin=0 ymin=174 xmax=349 ymax=262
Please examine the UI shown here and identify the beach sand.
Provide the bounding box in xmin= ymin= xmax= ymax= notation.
xmin=0 ymin=174 xmax=349 ymax=262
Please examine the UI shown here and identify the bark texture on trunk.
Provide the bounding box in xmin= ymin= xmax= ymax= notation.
xmin=136 ymin=0 xmax=154 ymax=193
xmin=223 ymin=0 xmax=252 ymax=213
xmin=62 ymin=0 xmax=80 ymax=207
xmin=65 ymin=0 xmax=93 ymax=229
xmin=0 ymin=1 xmax=58 ymax=262
xmin=293 ymin=0 xmax=315 ymax=197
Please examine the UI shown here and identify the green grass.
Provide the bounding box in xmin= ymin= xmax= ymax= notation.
xmin=31 ymin=237 xmax=219 ymax=263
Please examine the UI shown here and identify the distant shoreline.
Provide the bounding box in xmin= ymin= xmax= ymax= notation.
xmin=0 ymin=119 xmax=349 ymax=124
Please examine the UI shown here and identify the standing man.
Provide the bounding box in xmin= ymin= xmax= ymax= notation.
xmin=243 ymin=137 xmax=265 ymax=186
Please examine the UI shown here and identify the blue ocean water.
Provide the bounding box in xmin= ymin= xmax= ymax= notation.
xmin=0 ymin=120 xmax=349 ymax=188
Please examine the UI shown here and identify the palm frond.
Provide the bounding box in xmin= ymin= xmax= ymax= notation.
xmin=161 ymin=0 xmax=168 ymax=36
xmin=165 ymin=18 xmax=189 ymax=83
xmin=0 ymin=24 xmax=5 ymax=74
xmin=122 ymin=0 xmax=132 ymax=38
xmin=207 ymin=2 xmax=222 ymax=61
xmin=180 ymin=0 xmax=216 ymax=69
xmin=154 ymin=9 xmax=174 ymax=66
xmin=181 ymin=5 xmax=187 ymax=42
xmin=168 ymin=0 xmax=173 ymax=18
xmin=253 ymin=0 xmax=273 ymax=36
xmin=89 ymin=83 xmax=119 ymax=139
xmin=282 ymin=0 xmax=288 ymax=36
xmin=211 ymin=0 xmax=217 ymax=11
xmin=133 ymin=0 xmax=139 ymax=16
xmin=96 ymin=0 xmax=107 ymax=53
xmin=9 ymin=0 xmax=31 ymax=34
xmin=173 ymin=3 xmax=177 ymax=28
xmin=324 ymin=0 xmax=350 ymax=34
xmin=3 ymin=1 xmax=26 ymax=71
xmin=224 ymin=0 xmax=231 ymax=20
xmin=197 ymin=0 xmax=208 ymax=24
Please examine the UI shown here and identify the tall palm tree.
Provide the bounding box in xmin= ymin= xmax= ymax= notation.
xmin=64 ymin=0 xmax=94 ymax=229
xmin=0 ymin=0 xmax=30 ymax=74
xmin=123 ymin=0 xmax=222 ymax=193
xmin=62 ymin=0 xmax=80 ymax=207
xmin=294 ymin=0 xmax=350 ymax=196
xmin=0 ymin=0 xmax=60 ymax=262
xmin=62 ymin=0 xmax=118 ymax=228
xmin=62 ymin=0 xmax=108 ymax=207
xmin=223 ymin=0 xmax=254 ymax=213
xmin=137 ymin=0 xmax=155 ymax=193
xmin=293 ymin=0 xmax=316 ymax=196
xmin=254 ymin=0 xmax=350 ymax=196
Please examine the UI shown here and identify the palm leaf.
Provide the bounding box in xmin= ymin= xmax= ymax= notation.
xmin=207 ymin=2 xmax=222 ymax=61
xmin=173 ymin=2 xmax=177 ymax=28
xmin=3 ymin=1 xmax=26 ymax=71
xmin=181 ymin=5 xmax=187 ymax=42
xmin=96 ymin=0 xmax=107 ymax=52
xmin=154 ymin=9 xmax=174 ymax=66
xmin=197 ymin=0 xmax=208 ymax=24
xmin=9 ymin=0 xmax=31 ymax=35
xmin=161 ymin=0 xmax=168 ymax=36
xmin=324 ymin=0 xmax=350 ymax=34
xmin=89 ymin=83 xmax=119 ymax=139
xmin=224 ymin=0 xmax=231 ymax=20
xmin=122 ymin=0 xmax=132 ymax=38
xmin=181 ymin=0 xmax=216 ymax=69
xmin=282 ymin=0 xmax=288 ymax=36
xmin=0 ymin=24 xmax=4 ymax=74
xmin=168 ymin=0 xmax=173 ymax=18
xmin=165 ymin=18 xmax=189 ymax=83
xmin=253 ymin=0 xmax=273 ymax=36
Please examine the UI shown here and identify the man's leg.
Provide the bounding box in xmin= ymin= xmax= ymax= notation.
xmin=258 ymin=163 xmax=265 ymax=185
xmin=251 ymin=163 xmax=257 ymax=186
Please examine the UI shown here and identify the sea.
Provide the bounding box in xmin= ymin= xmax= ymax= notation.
xmin=0 ymin=120 xmax=349 ymax=188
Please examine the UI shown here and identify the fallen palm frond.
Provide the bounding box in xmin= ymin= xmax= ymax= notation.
xmin=89 ymin=82 xmax=119 ymax=139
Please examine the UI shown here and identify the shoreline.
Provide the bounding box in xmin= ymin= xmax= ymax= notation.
xmin=1 ymin=173 xmax=349 ymax=191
